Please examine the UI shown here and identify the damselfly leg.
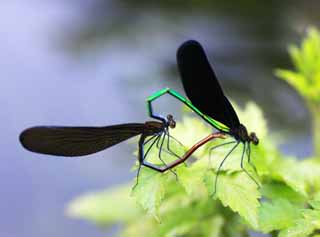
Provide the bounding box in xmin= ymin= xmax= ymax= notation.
xmin=208 ymin=140 xmax=237 ymax=168
xmin=242 ymin=143 xmax=260 ymax=187
xmin=212 ymin=141 xmax=240 ymax=196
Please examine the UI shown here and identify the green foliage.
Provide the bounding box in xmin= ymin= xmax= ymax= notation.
xmin=67 ymin=101 xmax=320 ymax=237
xmin=259 ymin=196 xmax=320 ymax=237
xmin=276 ymin=27 xmax=320 ymax=104
xmin=259 ymin=199 xmax=301 ymax=233
xmin=66 ymin=27 xmax=320 ymax=237
xmin=130 ymin=168 xmax=167 ymax=220
xmin=204 ymin=171 xmax=261 ymax=229
xmin=66 ymin=185 xmax=141 ymax=226
xmin=276 ymin=27 xmax=320 ymax=157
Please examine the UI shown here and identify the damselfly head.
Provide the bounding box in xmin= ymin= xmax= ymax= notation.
xmin=230 ymin=124 xmax=258 ymax=145
xmin=166 ymin=114 xmax=176 ymax=129
xmin=249 ymin=132 xmax=259 ymax=145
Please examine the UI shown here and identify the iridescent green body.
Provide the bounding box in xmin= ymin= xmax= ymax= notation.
xmin=147 ymin=88 xmax=230 ymax=133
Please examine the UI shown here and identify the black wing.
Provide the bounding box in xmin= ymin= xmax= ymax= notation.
xmin=19 ymin=123 xmax=145 ymax=157
xmin=176 ymin=40 xmax=240 ymax=129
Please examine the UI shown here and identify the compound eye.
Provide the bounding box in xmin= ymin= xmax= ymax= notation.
xmin=167 ymin=114 xmax=173 ymax=120
xmin=166 ymin=114 xmax=176 ymax=128
xmin=169 ymin=120 xmax=176 ymax=129
xmin=250 ymin=132 xmax=259 ymax=145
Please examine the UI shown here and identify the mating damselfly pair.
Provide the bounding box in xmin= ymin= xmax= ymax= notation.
xmin=19 ymin=40 xmax=260 ymax=194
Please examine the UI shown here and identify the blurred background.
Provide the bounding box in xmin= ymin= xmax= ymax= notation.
xmin=1 ymin=0 xmax=320 ymax=236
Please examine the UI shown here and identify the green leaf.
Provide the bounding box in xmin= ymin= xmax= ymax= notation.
xmin=276 ymin=26 xmax=320 ymax=103
xmin=260 ymin=182 xmax=306 ymax=204
xmin=147 ymin=194 xmax=222 ymax=237
xmin=309 ymin=200 xmax=320 ymax=210
xmin=170 ymin=116 xmax=213 ymax=158
xmin=302 ymin=209 xmax=320 ymax=227
xmin=258 ymin=199 xmax=301 ymax=233
xmin=204 ymin=216 xmax=225 ymax=237
xmin=279 ymin=219 xmax=314 ymax=237
xmin=271 ymin=157 xmax=320 ymax=197
xmin=223 ymin=214 xmax=248 ymax=237
xmin=175 ymin=161 xmax=207 ymax=197
xmin=157 ymin=207 xmax=206 ymax=237
xmin=279 ymin=209 xmax=320 ymax=237
xmin=131 ymin=167 xmax=168 ymax=220
xmin=66 ymin=185 xmax=140 ymax=226
xmin=275 ymin=69 xmax=309 ymax=94
xmin=298 ymin=159 xmax=320 ymax=190
xmin=122 ymin=216 xmax=156 ymax=237
xmin=272 ymin=157 xmax=308 ymax=196
xmin=260 ymin=176 xmax=320 ymax=237
xmin=204 ymin=170 xmax=261 ymax=229
xmin=164 ymin=222 xmax=196 ymax=237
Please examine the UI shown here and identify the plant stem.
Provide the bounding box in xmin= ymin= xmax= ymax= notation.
xmin=309 ymin=102 xmax=320 ymax=157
